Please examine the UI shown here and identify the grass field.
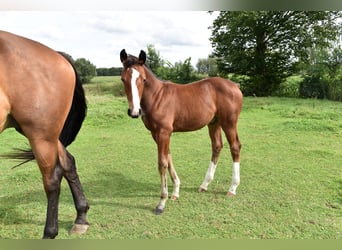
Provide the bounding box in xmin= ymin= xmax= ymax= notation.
xmin=0 ymin=76 xmax=341 ymax=239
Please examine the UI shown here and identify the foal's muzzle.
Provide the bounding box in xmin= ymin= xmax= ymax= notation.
xmin=127 ymin=108 xmax=141 ymax=118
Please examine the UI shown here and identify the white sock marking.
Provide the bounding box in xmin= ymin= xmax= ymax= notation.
xmin=228 ymin=162 xmax=240 ymax=195
xmin=200 ymin=161 xmax=217 ymax=191
xmin=171 ymin=177 xmax=180 ymax=198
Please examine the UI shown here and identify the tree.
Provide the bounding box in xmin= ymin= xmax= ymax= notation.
xmin=156 ymin=58 xmax=198 ymax=83
xmin=175 ymin=57 xmax=194 ymax=83
xmin=146 ymin=44 xmax=163 ymax=72
xmin=74 ymin=58 xmax=97 ymax=83
xmin=146 ymin=45 xmax=198 ymax=83
xmin=299 ymin=46 xmax=342 ymax=101
xmin=210 ymin=11 xmax=342 ymax=96
xmin=196 ymin=56 xmax=218 ymax=76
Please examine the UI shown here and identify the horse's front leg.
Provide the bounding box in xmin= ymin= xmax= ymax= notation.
xmin=154 ymin=130 xmax=171 ymax=215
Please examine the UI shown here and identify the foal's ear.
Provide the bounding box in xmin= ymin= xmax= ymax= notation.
xmin=138 ymin=50 xmax=146 ymax=65
xmin=120 ymin=49 xmax=127 ymax=62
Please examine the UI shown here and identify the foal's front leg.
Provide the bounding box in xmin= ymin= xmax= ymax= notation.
xmin=154 ymin=130 xmax=171 ymax=215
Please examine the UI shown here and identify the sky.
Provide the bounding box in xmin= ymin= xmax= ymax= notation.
xmin=0 ymin=11 xmax=219 ymax=68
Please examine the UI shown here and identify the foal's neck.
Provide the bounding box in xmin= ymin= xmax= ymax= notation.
xmin=141 ymin=66 xmax=164 ymax=108
xmin=144 ymin=66 xmax=163 ymax=93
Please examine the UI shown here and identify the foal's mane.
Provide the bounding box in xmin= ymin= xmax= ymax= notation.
xmin=123 ymin=54 xmax=162 ymax=82
xmin=123 ymin=55 xmax=140 ymax=68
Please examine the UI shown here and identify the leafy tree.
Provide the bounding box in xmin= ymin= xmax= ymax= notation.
xmin=210 ymin=11 xmax=342 ymax=96
xmin=155 ymin=58 xmax=198 ymax=83
xmin=146 ymin=44 xmax=163 ymax=72
xmin=74 ymin=58 xmax=97 ymax=83
xmin=300 ymin=46 xmax=342 ymax=101
xmin=175 ymin=57 xmax=194 ymax=83
xmin=196 ymin=56 xmax=218 ymax=76
xmin=146 ymin=45 xmax=198 ymax=83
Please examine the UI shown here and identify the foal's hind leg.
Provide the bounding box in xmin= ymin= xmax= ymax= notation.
xmin=222 ymin=125 xmax=241 ymax=197
xmin=167 ymin=152 xmax=180 ymax=200
xmin=57 ymin=142 xmax=89 ymax=235
xmin=199 ymin=124 xmax=223 ymax=192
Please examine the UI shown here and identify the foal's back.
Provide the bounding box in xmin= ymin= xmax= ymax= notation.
xmin=166 ymin=77 xmax=242 ymax=113
xmin=157 ymin=77 xmax=242 ymax=132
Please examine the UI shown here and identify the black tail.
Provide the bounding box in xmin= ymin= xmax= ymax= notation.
xmin=1 ymin=52 xmax=87 ymax=167
xmin=58 ymin=52 xmax=87 ymax=147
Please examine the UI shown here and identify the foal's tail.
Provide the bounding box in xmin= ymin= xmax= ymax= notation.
xmin=58 ymin=52 xmax=87 ymax=147
xmin=1 ymin=52 xmax=87 ymax=167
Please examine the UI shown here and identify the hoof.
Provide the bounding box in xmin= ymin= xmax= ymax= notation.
xmin=170 ymin=195 xmax=178 ymax=201
xmin=198 ymin=187 xmax=207 ymax=193
xmin=69 ymin=224 xmax=89 ymax=235
xmin=227 ymin=191 xmax=236 ymax=197
xmin=155 ymin=207 xmax=164 ymax=215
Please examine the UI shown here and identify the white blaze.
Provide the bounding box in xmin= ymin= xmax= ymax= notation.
xmin=130 ymin=68 xmax=141 ymax=116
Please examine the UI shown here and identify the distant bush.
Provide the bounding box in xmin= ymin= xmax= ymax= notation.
xmin=276 ymin=75 xmax=302 ymax=98
xmin=228 ymin=74 xmax=253 ymax=96
xmin=75 ymin=58 xmax=97 ymax=83
xmin=299 ymin=75 xmax=328 ymax=99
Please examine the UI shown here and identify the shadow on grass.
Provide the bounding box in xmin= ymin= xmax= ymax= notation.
xmin=0 ymin=164 xmax=222 ymax=232
xmin=0 ymin=167 xmax=159 ymax=228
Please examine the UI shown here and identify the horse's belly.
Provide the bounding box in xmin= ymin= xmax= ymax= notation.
xmin=173 ymin=113 xmax=213 ymax=132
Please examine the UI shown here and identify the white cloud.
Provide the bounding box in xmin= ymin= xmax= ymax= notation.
xmin=0 ymin=11 xmax=218 ymax=68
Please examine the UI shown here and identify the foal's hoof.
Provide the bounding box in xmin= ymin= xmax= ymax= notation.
xmin=227 ymin=191 xmax=236 ymax=197
xmin=155 ymin=207 xmax=164 ymax=215
xmin=198 ymin=187 xmax=207 ymax=193
xmin=69 ymin=224 xmax=89 ymax=235
xmin=170 ymin=195 xmax=178 ymax=201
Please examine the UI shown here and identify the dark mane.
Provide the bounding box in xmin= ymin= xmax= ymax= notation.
xmin=122 ymin=52 xmax=164 ymax=82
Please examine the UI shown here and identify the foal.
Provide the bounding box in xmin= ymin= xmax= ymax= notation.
xmin=120 ymin=49 xmax=243 ymax=214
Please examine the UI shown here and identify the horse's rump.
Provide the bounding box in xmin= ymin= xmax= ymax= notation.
xmin=0 ymin=31 xmax=87 ymax=164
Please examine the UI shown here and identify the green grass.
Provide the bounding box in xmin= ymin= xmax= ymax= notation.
xmin=0 ymin=78 xmax=341 ymax=239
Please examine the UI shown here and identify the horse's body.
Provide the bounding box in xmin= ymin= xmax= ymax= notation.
xmin=0 ymin=30 xmax=89 ymax=238
xmin=120 ymin=49 xmax=243 ymax=214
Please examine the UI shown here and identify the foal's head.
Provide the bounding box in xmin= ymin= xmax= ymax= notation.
xmin=120 ymin=49 xmax=147 ymax=118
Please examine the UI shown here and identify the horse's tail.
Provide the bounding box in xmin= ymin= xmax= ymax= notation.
xmin=1 ymin=52 xmax=87 ymax=167
xmin=58 ymin=52 xmax=87 ymax=147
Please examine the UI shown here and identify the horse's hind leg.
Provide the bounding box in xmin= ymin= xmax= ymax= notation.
xmin=57 ymin=142 xmax=89 ymax=235
xmin=222 ymin=125 xmax=241 ymax=197
xmin=199 ymin=123 xmax=223 ymax=192
xmin=30 ymin=139 xmax=63 ymax=239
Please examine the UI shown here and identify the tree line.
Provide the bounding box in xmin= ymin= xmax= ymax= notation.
xmin=75 ymin=11 xmax=342 ymax=101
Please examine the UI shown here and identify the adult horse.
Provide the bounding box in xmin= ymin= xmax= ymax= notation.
xmin=120 ymin=49 xmax=243 ymax=214
xmin=0 ymin=30 xmax=89 ymax=239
